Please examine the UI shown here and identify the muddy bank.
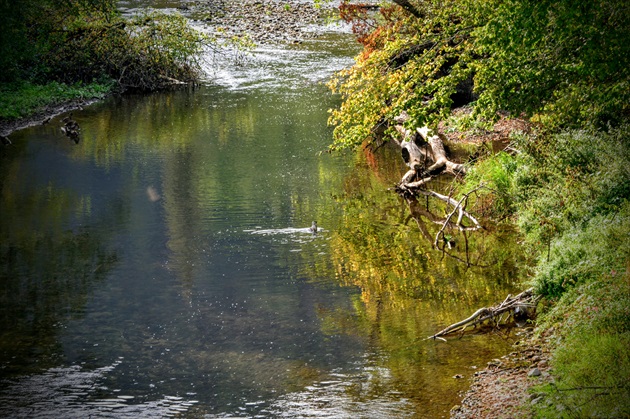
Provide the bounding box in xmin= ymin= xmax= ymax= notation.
xmin=0 ymin=99 xmax=99 ymax=139
xmin=451 ymin=329 xmax=554 ymax=419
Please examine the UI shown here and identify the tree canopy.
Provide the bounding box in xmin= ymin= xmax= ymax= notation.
xmin=328 ymin=0 xmax=630 ymax=150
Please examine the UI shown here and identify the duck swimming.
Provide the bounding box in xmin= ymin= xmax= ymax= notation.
xmin=61 ymin=113 xmax=80 ymax=144
xmin=309 ymin=221 xmax=318 ymax=233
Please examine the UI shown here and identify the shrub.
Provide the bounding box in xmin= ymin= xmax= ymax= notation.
xmin=533 ymin=203 xmax=630 ymax=298
xmin=462 ymin=150 xmax=519 ymax=219
xmin=1 ymin=1 xmax=209 ymax=91
xmin=510 ymin=125 xmax=630 ymax=260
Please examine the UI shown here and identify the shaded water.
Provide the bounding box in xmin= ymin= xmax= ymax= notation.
xmin=0 ymin=19 xmax=525 ymax=419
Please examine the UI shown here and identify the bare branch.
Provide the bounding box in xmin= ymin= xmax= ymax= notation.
xmin=427 ymin=288 xmax=540 ymax=340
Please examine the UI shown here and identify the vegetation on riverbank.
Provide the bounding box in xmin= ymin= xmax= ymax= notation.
xmin=463 ymin=125 xmax=630 ymax=416
xmin=328 ymin=0 xmax=630 ymax=416
xmin=0 ymin=0 xmax=209 ymax=125
xmin=0 ymin=81 xmax=112 ymax=120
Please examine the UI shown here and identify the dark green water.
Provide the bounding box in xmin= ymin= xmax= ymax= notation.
xmin=0 ymin=29 xmax=525 ymax=418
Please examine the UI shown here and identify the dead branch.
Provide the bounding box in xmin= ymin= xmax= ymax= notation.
xmin=395 ymin=118 xmax=467 ymax=176
xmin=434 ymin=184 xmax=485 ymax=249
xmin=427 ymin=288 xmax=540 ymax=340
xmin=391 ymin=112 xmax=485 ymax=266
xmin=412 ymin=188 xmax=482 ymax=230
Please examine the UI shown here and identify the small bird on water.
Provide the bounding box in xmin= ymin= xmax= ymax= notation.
xmin=309 ymin=221 xmax=318 ymax=233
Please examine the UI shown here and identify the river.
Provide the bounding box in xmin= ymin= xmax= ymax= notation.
xmin=0 ymin=4 xmax=525 ymax=418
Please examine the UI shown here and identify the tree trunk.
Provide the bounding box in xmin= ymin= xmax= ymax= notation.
xmin=392 ymin=112 xmax=481 ymax=252
xmin=391 ymin=0 xmax=423 ymax=18
xmin=397 ymin=124 xmax=467 ymax=181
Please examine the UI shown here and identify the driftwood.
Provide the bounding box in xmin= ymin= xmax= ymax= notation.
xmin=394 ymin=113 xmax=467 ymax=182
xmin=427 ymin=288 xmax=540 ymax=341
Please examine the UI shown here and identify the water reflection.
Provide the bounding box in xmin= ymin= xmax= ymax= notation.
xmin=0 ymin=30 xmax=525 ymax=419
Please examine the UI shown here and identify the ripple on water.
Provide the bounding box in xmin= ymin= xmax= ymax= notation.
xmin=204 ymin=370 xmax=413 ymax=418
xmin=202 ymin=33 xmax=357 ymax=91
xmin=0 ymin=361 xmax=198 ymax=418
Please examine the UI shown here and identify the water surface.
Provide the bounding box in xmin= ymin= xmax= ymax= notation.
xmin=0 ymin=23 xmax=524 ymax=419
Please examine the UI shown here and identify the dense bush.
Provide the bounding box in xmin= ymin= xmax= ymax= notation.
xmin=473 ymin=0 xmax=630 ymax=130
xmin=464 ymin=125 xmax=630 ymax=295
xmin=0 ymin=0 xmax=208 ymax=92
xmin=512 ymin=126 xmax=630 ymax=264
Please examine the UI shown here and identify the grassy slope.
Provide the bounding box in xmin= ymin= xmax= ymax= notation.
xmin=464 ymin=125 xmax=630 ymax=417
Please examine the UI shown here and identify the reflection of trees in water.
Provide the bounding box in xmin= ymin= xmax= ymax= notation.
xmin=304 ymin=145 xmax=526 ymax=415
xmin=0 ymin=167 xmax=120 ymax=374
xmin=329 ymin=142 xmax=524 ymax=307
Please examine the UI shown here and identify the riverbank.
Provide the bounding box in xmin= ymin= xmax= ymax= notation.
xmin=0 ymin=80 xmax=114 ymax=138
xmin=0 ymin=98 xmax=102 ymax=139
xmin=0 ymin=0 xmax=338 ymax=140
xmin=193 ymin=0 xmax=331 ymax=45
xmin=443 ymin=117 xmax=630 ymax=416
xmin=451 ymin=329 xmax=554 ymax=418
xmin=436 ymin=112 xmax=556 ymax=418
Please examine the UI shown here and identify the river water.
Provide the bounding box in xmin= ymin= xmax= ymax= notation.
xmin=0 ymin=6 xmax=525 ymax=419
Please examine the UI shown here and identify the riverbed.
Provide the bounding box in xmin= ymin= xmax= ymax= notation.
xmin=0 ymin=3 xmax=525 ymax=418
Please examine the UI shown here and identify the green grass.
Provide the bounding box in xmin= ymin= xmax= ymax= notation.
xmin=0 ymin=80 xmax=113 ymax=120
xmin=464 ymin=125 xmax=630 ymax=417
xmin=462 ymin=149 xmax=519 ymax=219
xmin=533 ymin=205 xmax=630 ymax=295
xmin=533 ymin=271 xmax=630 ymax=418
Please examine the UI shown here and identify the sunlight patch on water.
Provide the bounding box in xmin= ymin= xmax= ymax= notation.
xmin=245 ymin=227 xmax=322 ymax=235
xmin=0 ymin=361 xmax=198 ymax=418
xmin=206 ymin=366 xmax=414 ymax=418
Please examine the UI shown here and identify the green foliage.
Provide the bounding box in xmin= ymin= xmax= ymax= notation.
xmin=511 ymin=126 xmax=630 ymax=260
xmin=328 ymin=0 xmax=630 ymax=149
xmin=0 ymin=81 xmax=112 ymax=120
xmin=0 ymin=0 xmax=209 ymax=91
xmin=473 ymin=0 xmax=630 ymax=130
xmin=462 ymin=150 xmax=519 ymax=219
xmin=533 ymin=203 xmax=630 ymax=298
xmin=40 ymin=10 xmax=207 ymax=91
xmin=466 ymin=126 xmax=630 ymax=298
xmin=327 ymin=0 xmax=481 ymax=150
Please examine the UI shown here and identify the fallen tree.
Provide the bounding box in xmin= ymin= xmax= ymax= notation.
xmin=389 ymin=112 xmax=482 ymax=259
xmin=386 ymin=113 xmax=541 ymax=338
